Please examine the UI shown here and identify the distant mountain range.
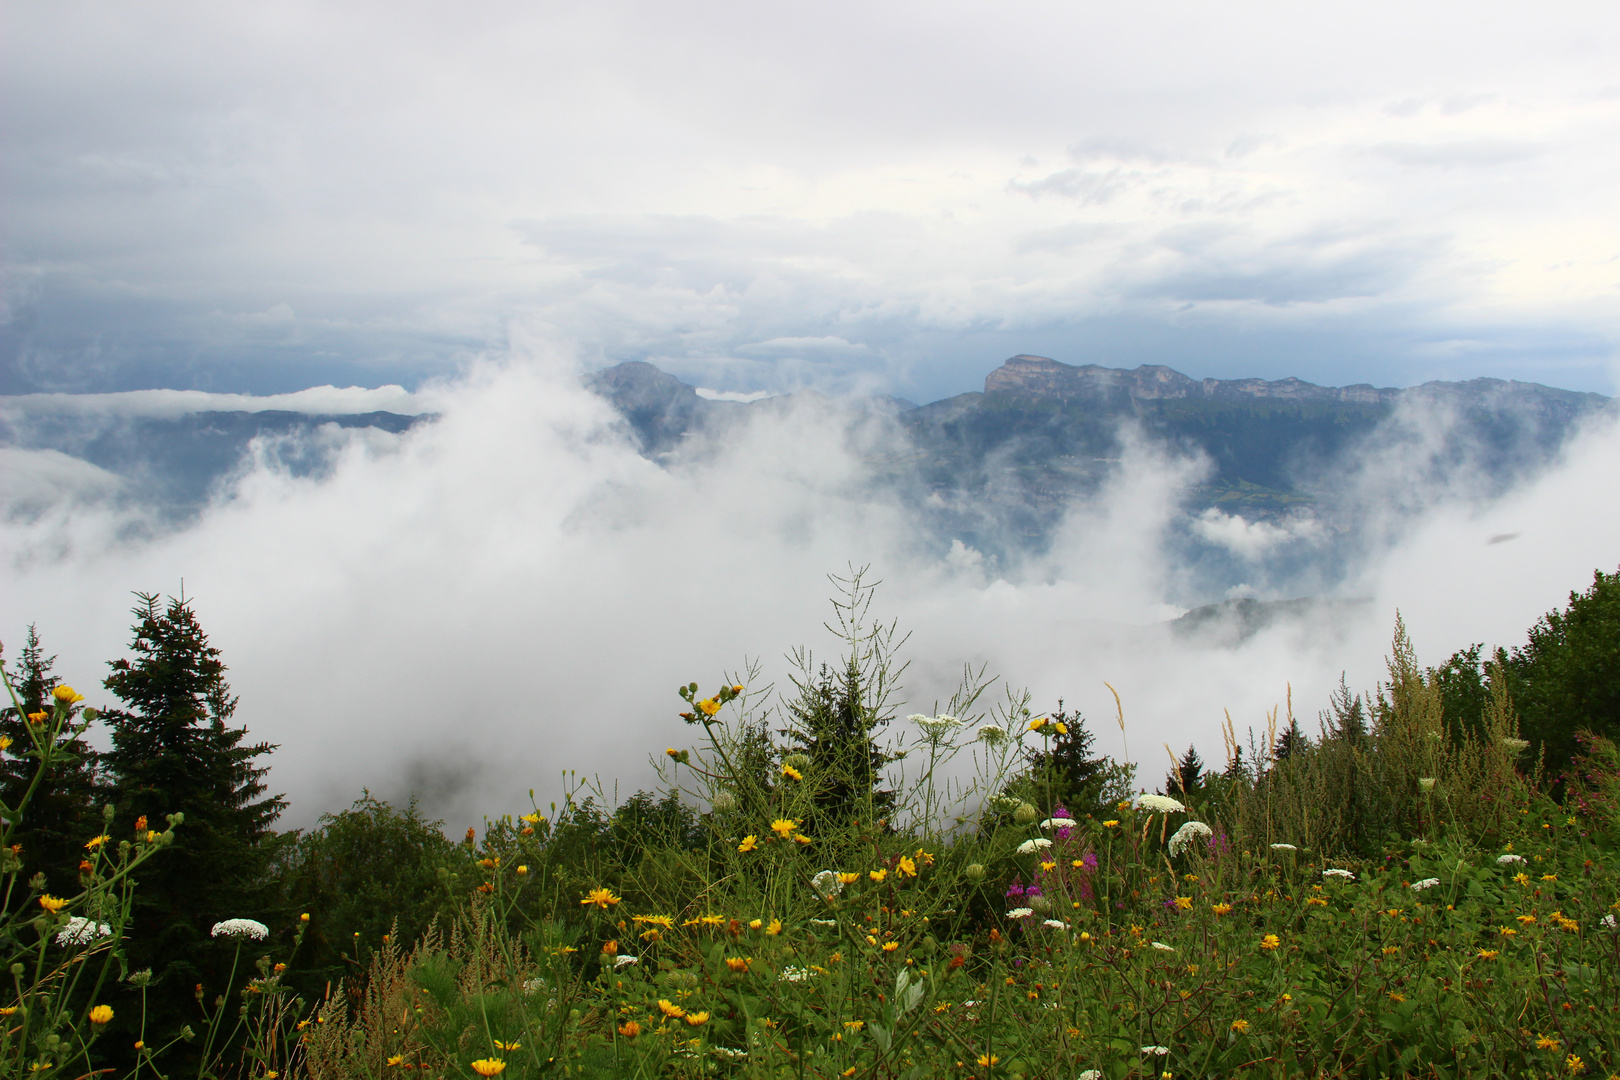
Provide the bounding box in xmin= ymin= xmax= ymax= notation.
xmin=589 ymin=355 xmax=1611 ymax=549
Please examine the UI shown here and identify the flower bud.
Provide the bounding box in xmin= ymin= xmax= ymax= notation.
xmin=783 ymin=753 xmax=811 ymax=773
xmin=964 ymin=863 xmax=986 ymax=882
xmin=711 ymin=791 xmax=738 ymax=814
xmin=1014 ymin=803 xmax=1038 ymax=826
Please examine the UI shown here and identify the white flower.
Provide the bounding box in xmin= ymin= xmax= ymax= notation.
xmin=811 ymin=870 xmax=843 ymax=900
xmin=210 ymin=919 xmax=269 ymax=940
xmin=975 ymin=724 xmax=1010 ymax=746
xmin=1042 ymin=919 xmax=1069 ymax=930
xmin=1496 ymin=854 xmax=1526 ymax=866
xmin=1137 ymin=794 xmax=1185 ymax=813
xmin=1151 ymin=941 xmax=1175 ymax=952
xmin=778 ymin=966 xmax=812 ymax=982
xmin=54 ymin=917 xmax=112 ymax=946
xmin=914 ymin=715 xmax=962 ymax=737
xmin=1167 ymin=821 xmax=1212 ymax=857
xmin=614 ymin=955 xmax=639 ymax=968
xmin=1017 ymin=837 xmax=1054 ymax=855
xmin=1322 ymin=868 xmax=1356 ymax=880
xmin=1418 ymin=777 xmax=1437 ymax=792
xmin=1006 ymin=907 xmax=1034 ymax=919
xmin=1078 ymin=1072 xmax=1102 ymax=1080
xmin=1141 ymin=1045 xmax=1170 ymax=1055
xmin=810 ymin=918 xmax=838 ymax=926
xmin=1601 ymin=914 xmax=1618 ymax=932
xmin=1270 ymin=843 xmax=1298 ymax=852
xmin=1410 ymin=878 xmax=1440 ymax=893
xmin=1040 ymin=817 xmax=1077 ymax=830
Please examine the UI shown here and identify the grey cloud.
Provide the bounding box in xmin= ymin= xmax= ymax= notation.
xmin=1371 ymin=139 xmax=1541 ymax=169
xmin=1009 ymin=167 xmax=1136 ymax=204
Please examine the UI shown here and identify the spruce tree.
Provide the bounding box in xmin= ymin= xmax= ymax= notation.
xmin=100 ymin=593 xmax=288 ymax=1040
xmin=1024 ymin=700 xmax=1108 ymax=816
xmin=1162 ymin=744 xmax=1207 ymax=800
xmin=0 ymin=625 xmax=103 ymax=901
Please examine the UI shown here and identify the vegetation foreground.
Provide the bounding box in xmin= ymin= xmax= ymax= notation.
xmin=2 ymin=569 xmax=1620 ymax=1079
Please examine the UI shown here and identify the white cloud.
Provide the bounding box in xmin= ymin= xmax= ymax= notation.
xmin=0 ymin=386 xmax=428 ymax=422
xmin=1191 ymin=509 xmax=1325 ymax=560
xmin=5 ymin=351 xmax=1611 ymax=831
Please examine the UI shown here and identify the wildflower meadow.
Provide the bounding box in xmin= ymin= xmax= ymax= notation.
xmin=3 ymin=569 xmax=1619 ymax=1079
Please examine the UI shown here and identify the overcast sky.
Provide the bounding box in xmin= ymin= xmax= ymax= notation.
xmin=4 ymin=1 xmax=1619 ymax=401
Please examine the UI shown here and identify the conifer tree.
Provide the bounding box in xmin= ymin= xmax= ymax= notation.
xmin=0 ymin=626 xmax=103 ymax=900
xmin=1024 ymin=700 xmax=1108 ymax=816
xmin=1162 ymin=744 xmax=1207 ymax=800
xmin=100 ymin=593 xmax=288 ymax=1039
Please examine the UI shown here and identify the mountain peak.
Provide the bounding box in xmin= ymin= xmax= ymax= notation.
xmin=983 ymin=355 xmax=1399 ymax=406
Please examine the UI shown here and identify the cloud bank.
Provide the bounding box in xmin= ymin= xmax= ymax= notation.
xmin=2 ymin=349 xmax=1614 ymax=830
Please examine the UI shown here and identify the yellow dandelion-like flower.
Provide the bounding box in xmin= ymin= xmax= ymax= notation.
xmin=765 ymin=919 xmax=782 ymax=935
xmin=84 ymin=835 xmax=110 ymax=850
xmin=882 ymin=941 xmax=899 ymax=953
xmin=1103 ymin=819 xmax=1120 ymax=828
xmin=633 ymin=914 xmax=673 ymax=929
xmin=725 ymin=957 xmax=751 ymax=972
xmin=1258 ymin=934 xmax=1281 ymax=951
xmin=1499 ymin=926 xmax=1517 ymax=936
xmin=781 ymin=764 xmax=802 ymax=781
xmin=1514 ymin=872 xmax=1531 ymax=885
xmin=1306 ymin=897 xmax=1328 ymax=907
xmin=684 ymin=1011 xmax=709 ymax=1026
xmin=869 ymin=869 xmax=887 ymax=883
xmin=1517 ymin=914 xmax=1537 ymax=925
xmin=1381 ymin=946 xmax=1400 ymax=956
xmin=657 ymin=1000 xmax=686 ymax=1019
xmin=1174 ymin=897 xmax=1192 ymax=911
xmin=771 ymin=819 xmax=798 ymax=839
xmin=1388 ymin=991 xmax=1405 ymax=1002
xmin=1542 ymin=874 xmax=1558 ymax=882
xmin=1476 ymin=948 xmax=1499 ymax=959
xmin=837 ymin=872 xmax=860 ymax=885
xmin=618 ymin=1020 xmax=641 ymax=1038
xmin=52 ymin=686 xmax=85 ymax=705
xmin=581 ymin=887 xmax=621 ymax=910
xmin=492 ymin=1040 xmax=521 ymax=1051
xmin=1212 ymin=903 xmax=1232 ymax=915
xmin=39 ymin=896 xmax=68 ymax=914
xmin=470 ymin=1060 xmax=506 ymax=1077
xmin=844 ymin=1020 xmax=865 ymax=1031
xmin=698 ymin=698 xmax=721 ymax=717
xmin=737 ymin=835 xmax=759 ymax=853
xmin=26 ymin=712 xmax=47 ymax=725
xmin=977 ymin=1054 xmax=999 ymax=1067
xmin=1534 ymin=1035 xmax=1559 ymax=1049
xmin=1230 ymin=1019 xmax=1249 ymax=1033
xmin=898 ymin=855 xmax=917 ymax=877
xmin=88 ymin=1005 xmax=113 ymax=1024
xmin=793 ymin=834 xmax=813 ymax=845
xmin=1040 ymin=860 xmax=1057 ymax=873
xmin=1564 ymin=1053 xmax=1583 ymax=1074
xmin=386 ymin=1055 xmax=405 ymax=1067
xmin=748 ymin=918 xmax=763 ymax=929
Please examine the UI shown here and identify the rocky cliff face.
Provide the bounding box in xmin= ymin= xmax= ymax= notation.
xmin=983 ymin=355 xmax=1402 ymax=405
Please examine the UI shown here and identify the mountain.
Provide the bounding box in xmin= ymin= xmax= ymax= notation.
xmin=589 ymin=354 xmax=1610 ymax=544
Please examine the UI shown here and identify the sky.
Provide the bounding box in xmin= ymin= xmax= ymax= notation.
xmin=4 ymin=0 xmax=1619 ymax=402
xmin=3 ymin=2 xmax=1620 ymax=829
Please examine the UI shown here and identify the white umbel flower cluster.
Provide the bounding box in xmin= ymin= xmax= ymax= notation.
xmin=1137 ymin=794 xmax=1185 ymax=813
xmin=1410 ymin=878 xmax=1440 ymax=893
xmin=1040 ymin=818 xmax=1077 ymax=830
xmin=1496 ymin=854 xmax=1526 ymax=866
xmin=1016 ymin=838 xmax=1053 ymax=855
xmin=810 ymin=870 xmax=843 ymax=900
xmin=210 ymin=919 xmax=269 ymax=940
xmin=1322 ymin=868 xmax=1356 ymax=881
xmin=1270 ymin=843 xmax=1298 ymax=852
xmin=1167 ymin=821 xmax=1212 ymax=857
xmin=911 ymin=714 xmax=962 ymax=738
xmin=1006 ymin=907 xmax=1034 ymax=919
xmin=54 ymin=917 xmax=112 ymax=946
xmin=975 ymin=724 xmax=1010 ymax=746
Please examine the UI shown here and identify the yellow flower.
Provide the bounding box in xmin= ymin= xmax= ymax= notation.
xmin=657 ymin=1000 xmax=686 ymax=1019
xmin=837 ymin=872 xmax=860 ymax=885
xmin=0 ymin=736 xmax=10 ymax=752
xmin=684 ymin=1011 xmax=709 ymax=1026
xmin=1054 ymin=722 xmax=1068 ymax=734
xmin=1517 ymin=914 xmax=1537 ymax=925
xmin=748 ymin=918 xmax=763 ymax=929
xmin=300 ymin=912 xmax=310 ymax=922
xmin=88 ymin=1005 xmax=113 ymax=1024
xmin=520 ymin=812 xmax=544 ymax=824
xmin=1388 ymin=991 xmax=1405 ymax=1002
xmin=1542 ymin=873 xmax=1558 ymax=882
xmin=1514 ymin=872 xmax=1531 ymax=885
xmin=1212 ymin=903 xmax=1232 ymax=915
xmin=633 ymin=914 xmax=673 ymax=929
xmin=1476 ymin=949 xmax=1499 ymax=960
xmin=1174 ymin=896 xmax=1192 ymax=910
xmin=26 ymin=712 xmax=47 ymax=725
xmin=1306 ymin=897 xmax=1328 ymax=907
xmin=1535 ymin=1035 xmax=1559 ymax=1050
xmin=39 ymin=895 xmax=68 ymax=914
xmin=516 ymin=865 xmax=528 ymax=876
xmin=84 ymin=835 xmax=110 ymax=850
xmin=1103 ymin=820 xmax=1120 ymax=828
xmin=618 ymin=1020 xmax=641 ymax=1038
xmin=581 ymin=887 xmax=621 ymax=910
xmin=882 ymin=941 xmax=899 ymax=953
xmin=771 ymin=819 xmax=798 ymax=839
xmin=470 ymin=1060 xmax=506 ymax=1077
xmin=725 ymin=957 xmax=751 ymax=972
xmin=698 ymin=698 xmax=721 ymax=717
xmin=898 ymin=855 xmax=917 ymax=877
xmin=843 ymin=1020 xmax=865 ymax=1031
xmin=869 ymin=869 xmax=887 ymax=883
xmin=793 ymin=834 xmax=813 ymax=845
xmin=386 ymin=1055 xmax=405 ymax=1067
xmin=1230 ymin=1019 xmax=1249 ymax=1033
xmin=1040 ymin=861 xmax=1057 ymax=873
xmin=1259 ymin=934 xmax=1281 ymax=951
xmin=731 ymin=685 xmax=744 ymax=693
xmin=766 ymin=919 xmax=782 ymax=935
xmin=737 ymin=835 xmax=759 ymax=853
xmin=781 ymin=764 xmax=802 ymax=781
xmin=1028 ymin=717 xmax=1047 ymax=731
xmin=977 ymin=1054 xmax=999 ymax=1067
xmin=1565 ymin=1053 xmax=1583 ymax=1074
xmin=492 ymin=1040 xmax=521 ymax=1051
xmin=1381 ymin=946 xmax=1399 ymax=956
xmin=52 ymin=686 xmax=85 ymax=705
xmin=1499 ymin=926 xmax=1517 ymax=936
